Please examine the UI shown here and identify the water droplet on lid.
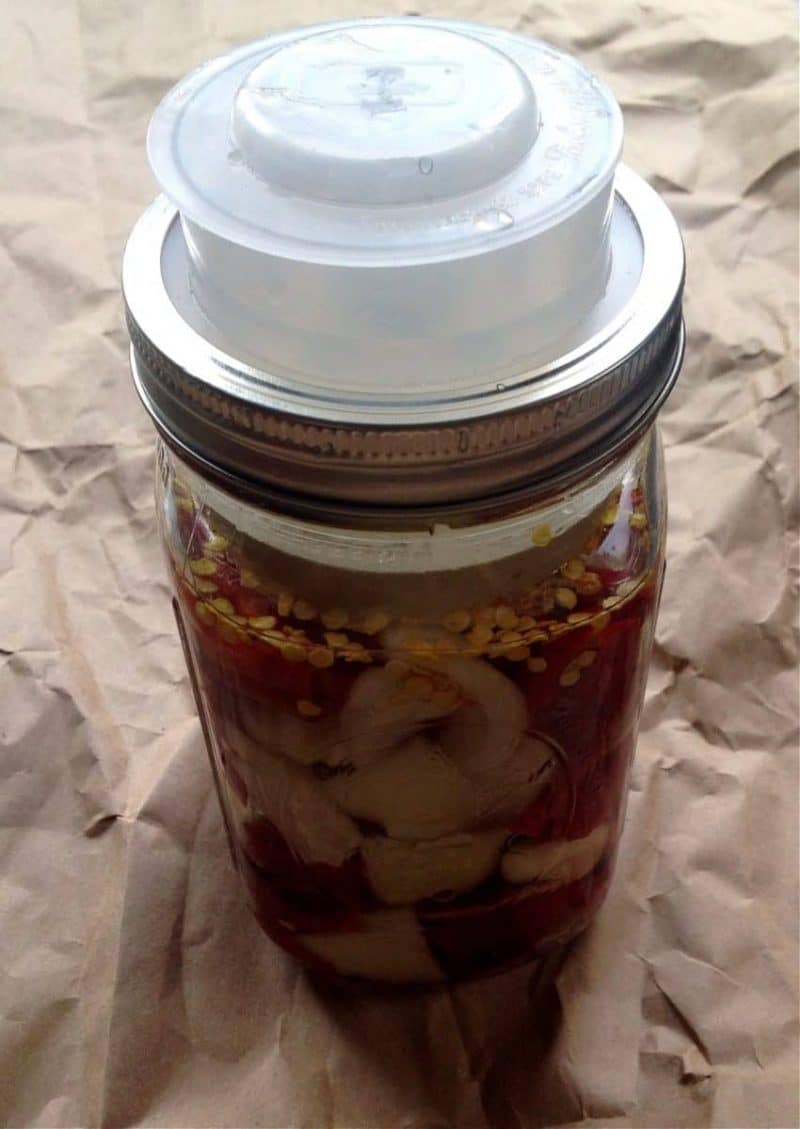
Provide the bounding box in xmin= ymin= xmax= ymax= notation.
xmin=496 ymin=382 xmax=506 ymax=392
xmin=475 ymin=208 xmax=514 ymax=233
xmin=418 ymin=156 xmax=434 ymax=175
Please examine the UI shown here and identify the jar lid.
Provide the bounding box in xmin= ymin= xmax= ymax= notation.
xmin=124 ymin=17 xmax=685 ymax=515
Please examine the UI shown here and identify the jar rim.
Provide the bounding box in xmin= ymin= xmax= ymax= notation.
xmin=125 ymin=168 xmax=684 ymax=514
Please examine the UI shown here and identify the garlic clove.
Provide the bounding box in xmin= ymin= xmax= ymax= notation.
xmin=299 ymin=909 xmax=444 ymax=983
xmin=501 ymin=822 xmax=610 ymax=887
xmin=363 ymin=830 xmax=506 ymax=905
xmin=325 ymin=736 xmax=476 ymax=840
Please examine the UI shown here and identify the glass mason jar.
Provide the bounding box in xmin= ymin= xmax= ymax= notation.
xmin=124 ymin=19 xmax=685 ymax=984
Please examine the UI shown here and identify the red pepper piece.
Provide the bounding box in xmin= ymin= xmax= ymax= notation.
xmin=421 ymin=855 xmax=613 ymax=980
xmin=233 ymin=589 xmax=277 ymax=619
xmin=237 ymin=814 xmax=369 ymax=927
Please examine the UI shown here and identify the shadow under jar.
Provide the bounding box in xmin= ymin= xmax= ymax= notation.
xmin=124 ymin=18 xmax=685 ymax=984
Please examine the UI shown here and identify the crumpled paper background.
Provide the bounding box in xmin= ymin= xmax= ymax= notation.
xmin=1 ymin=1 xmax=797 ymax=1126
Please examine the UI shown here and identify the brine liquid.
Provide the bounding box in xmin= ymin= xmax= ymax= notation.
xmin=165 ymin=466 xmax=660 ymax=984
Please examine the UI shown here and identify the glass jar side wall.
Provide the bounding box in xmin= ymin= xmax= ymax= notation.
xmin=157 ymin=433 xmax=665 ymax=984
